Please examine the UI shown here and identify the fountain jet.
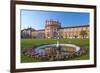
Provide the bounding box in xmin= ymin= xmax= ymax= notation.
xmin=56 ymin=40 xmax=59 ymax=48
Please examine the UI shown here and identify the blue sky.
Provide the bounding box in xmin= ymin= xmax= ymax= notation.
xmin=21 ymin=10 xmax=89 ymax=30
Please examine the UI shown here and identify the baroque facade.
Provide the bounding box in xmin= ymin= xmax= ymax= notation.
xmin=21 ymin=19 xmax=89 ymax=39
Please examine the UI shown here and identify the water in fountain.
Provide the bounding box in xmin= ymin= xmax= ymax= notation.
xmin=56 ymin=30 xmax=61 ymax=53
xmin=56 ymin=29 xmax=60 ymax=47
xmin=56 ymin=40 xmax=59 ymax=48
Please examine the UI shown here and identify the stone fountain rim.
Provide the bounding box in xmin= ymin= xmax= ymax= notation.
xmin=34 ymin=43 xmax=80 ymax=52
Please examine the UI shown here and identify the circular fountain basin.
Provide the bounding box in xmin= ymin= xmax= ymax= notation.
xmin=34 ymin=44 xmax=80 ymax=55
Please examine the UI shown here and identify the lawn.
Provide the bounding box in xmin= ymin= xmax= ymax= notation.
xmin=21 ymin=38 xmax=89 ymax=63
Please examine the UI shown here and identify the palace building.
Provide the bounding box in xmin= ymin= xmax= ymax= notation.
xmin=21 ymin=19 xmax=89 ymax=39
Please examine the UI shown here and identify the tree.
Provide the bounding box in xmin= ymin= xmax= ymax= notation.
xmin=80 ymin=30 xmax=87 ymax=39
